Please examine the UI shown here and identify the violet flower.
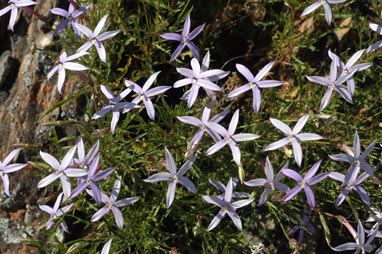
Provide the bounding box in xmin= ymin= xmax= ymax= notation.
xmin=202 ymin=177 xmax=254 ymax=231
xmin=0 ymin=0 xmax=36 ymax=31
xmin=37 ymin=146 xmax=88 ymax=199
xmin=244 ymin=157 xmax=290 ymax=206
xmin=206 ymin=109 xmax=260 ymax=168
xmin=75 ymin=15 xmax=120 ymax=63
xmin=306 ymin=57 xmax=356 ymax=111
xmin=174 ymin=58 xmax=225 ymax=108
xmin=160 ymin=13 xmax=205 ymax=62
xmin=227 ymin=61 xmax=284 ymax=114
xmin=365 ymin=208 xmax=382 ymax=238
xmin=288 ymin=208 xmax=315 ymax=243
xmin=144 ymin=148 xmax=197 ymax=208
xmin=180 ymin=51 xmax=229 ymax=100
xmin=92 ymin=85 xmax=139 ymax=134
xmin=39 ymin=192 xmax=73 ymax=233
xmin=331 ymin=220 xmax=376 ymax=253
xmin=69 ymin=153 xmax=115 ymax=205
xmin=329 ymin=131 xmax=376 ymax=185
xmin=177 ymin=101 xmax=229 ymax=152
xmin=209 ymin=177 xmax=250 ymax=200
xmin=263 ymin=114 xmax=323 ymax=168
xmin=282 ymin=160 xmax=329 ymax=208
xmin=300 ymin=0 xmax=347 ymax=26
xmin=367 ymin=23 xmax=382 ymax=53
xmin=50 ymin=1 xmax=90 ymax=37
xmin=328 ymin=49 xmax=372 ymax=96
xmin=0 ymin=148 xmax=27 ymax=196
xmin=101 ymin=239 xmax=113 ymax=254
xmin=88 ymin=177 xmax=140 ymax=229
xmin=329 ymin=172 xmax=370 ymax=207
xmin=123 ymin=71 xmax=171 ymax=120
xmin=47 ymin=51 xmax=89 ymax=94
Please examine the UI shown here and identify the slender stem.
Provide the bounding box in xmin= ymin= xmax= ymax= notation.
xmin=22 ymin=7 xmax=47 ymax=22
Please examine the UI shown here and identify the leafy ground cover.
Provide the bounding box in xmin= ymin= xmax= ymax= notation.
xmin=1 ymin=0 xmax=382 ymax=253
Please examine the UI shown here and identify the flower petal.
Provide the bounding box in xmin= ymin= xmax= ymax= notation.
xmin=166 ymin=180 xmax=176 ymax=208
xmin=269 ymin=118 xmax=292 ymax=136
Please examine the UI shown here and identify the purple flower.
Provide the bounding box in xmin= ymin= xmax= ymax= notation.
xmin=365 ymin=208 xmax=382 ymax=238
xmin=50 ymin=1 xmax=90 ymax=37
xmin=39 ymin=192 xmax=73 ymax=233
xmin=37 ymin=146 xmax=88 ymax=199
xmin=329 ymin=171 xmax=370 ymax=207
xmin=244 ymin=157 xmax=290 ymax=206
xmin=227 ymin=61 xmax=284 ymax=114
xmin=73 ymin=137 xmax=99 ymax=170
xmin=306 ymin=57 xmax=356 ymax=111
xmin=92 ymin=85 xmax=139 ymax=133
xmin=282 ymin=160 xmax=329 ymax=208
xmin=180 ymin=51 xmax=229 ymax=100
xmin=331 ymin=220 xmax=376 ymax=253
xmin=0 ymin=0 xmax=36 ymax=31
xmin=101 ymin=239 xmax=113 ymax=254
xmin=329 ymin=131 xmax=376 ymax=185
xmin=174 ymin=58 xmax=225 ymax=108
xmin=328 ymin=49 xmax=372 ymax=96
xmin=88 ymin=177 xmax=140 ymax=229
xmin=288 ymin=208 xmax=315 ymax=243
xmin=75 ymin=15 xmax=120 ymax=63
xmin=209 ymin=177 xmax=250 ymax=200
xmin=123 ymin=71 xmax=171 ymax=120
xmin=144 ymin=147 xmax=197 ymax=208
xmin=47 ymin=51 xmax=89 ymax=94
xmin=263 ymin=114 xmax=323 ymax=168
xmin=177 ymin=101 xmax=229 ymax=152
xmin=160 ymin=13 xmax=205 ymax=62
xmin=206 ymin=109 xmax=260 ymax=168
xmin=202 ymin=178 xmax=254 ymax=231
xmin=301 ymin=0 xmax=347 ymax=26
xmin=367 ymin=23 xmax=382 ymax=53
xmin=69 ymin=153 xmax=115 ymax=205
xmin=0 ymin=148 xmax=27 ymax=196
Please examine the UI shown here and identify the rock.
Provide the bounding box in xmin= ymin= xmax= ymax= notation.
xmin=0 ymin=50 xmax=18 ymax=89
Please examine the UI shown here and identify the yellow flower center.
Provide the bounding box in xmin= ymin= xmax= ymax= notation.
xmin=92 ymin=39 xmax=96 ymax=45
xmin=299 ymin=181 xmax=305 ymax=188
xmin=59 ymin=63 xmax=63 ymax=69
xmin=200 ymin=125 xmax=206 ymax=131
xmin=346 ymin=183 xmax=354 ymax=189
xmin=53 ymin=215 xmax=57 ymax=219
xmin=249 ymin=82 xmax=256 ymax=89
xmin=111 ymin=105 xmax=115 ymax=109
xmin=288 ymin=135 xmax=294 ymax=142
xmin=328 ymin=83 xmax=335 ymax=89
xmin=225 ymin=137 xmax=231 ymax=143
xmin=320 ymin=0 xmax=325 ymax=4
xmin=192 ymin=79 xmax=197 ymax=84
xmin=86 ymin=178 xmax=91 ymax=185
xmin=58 ymin=171 xmax=63 ymax=177
xmin=107 ymin=203 xmax=113 ymax=208
xmin=11 ymin=3 xmax=15 ymax=8
xmin=140 ymin=95 xmax=145 ymax=100
xmin=171 ymin=175 xmax=179 ymax=183
xmin=182 ymin=40 xmax=187 ymax=45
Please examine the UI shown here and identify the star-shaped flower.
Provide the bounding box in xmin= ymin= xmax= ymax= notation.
xmin=47 ymin=51 xmax=89 ymax=94
xmin=227 ymin=61 xmax=284 ymax=114
xmin=0 ymin=0 xmax=36 ymax=31
xmin=88 ymin=177 xmax=140 ymax=229
xmin=367 ymin=23 xmax=382 ymax=53
xmin=174 ymin=58 xmax=225 ymax=108
xmin=69 ymin=153 xmax=115 ymax=205
xmin=75 ymin=15 xmax=120 ymax=63
xmin=50 ymin=1 xmax=90 ymax=37
xmin=144 ymin=148 xmax=197 ymax=208
xmin=37 ymin=146 xmax=88 ymax=199
xmin=365 ymin=208 xmax=382 ymax=238
xmin=206 ymin=109 xmax=260 ymax=169
xmin=160 ymin=13 xmax=205 ymax=62
xmin=306 ymin=57 xmax=356 ymax=111
xmin=92 ymin=85 xmax=139 ymax=133
xmin=263 ymin=114 xmax=323 ymax=167
xmin=180 ymin=51 xmax=229 ymax=100
xmin=328 ymin=49 xmax=372 ymax=96
xmin=202 ymin=178 xmax=254 ymax=231
xmin=282 ymin=160 xmax=329 ymax=208
xmin=331 ymin=220 xmax=376 ymax=253
xmin=244 ymin=157 xmax=290 ymax=206
xmin=177 ymin=101 xmax=229 ymax=152
xmin=329 ymin=171 xmax=370 ymax=207
xmin=39 ymin=192 xmax=73 ymax=233
xmin=301 ymin=0 xmax=347 ymax=26
xmin=209 ymin=177 xmax=250 ymax=200
xmin=123 ymin=71 xmax=171 ymax=120
xmin=288 ymin=208 xmax=316 ymax=243
xmin=329 ymin=131 xmax=376 ymax=185
xmin=0 ymin=148 xmax=27 ymax=196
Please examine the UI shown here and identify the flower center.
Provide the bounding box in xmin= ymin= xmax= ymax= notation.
xmin=92 ymin=39 xmax=96 ymax=45
xmin=249 ymin=82 xmax=256 ymax=89
xmin=10 ymin=2 xmax=15 ymax=8
xmin=352 ymin=160 xmax=360 ymax=167
xmin=320 ymin=0 xmax=325 ymax=4
xmin=86 ymin=178 xmax=91 ymax=185
xmin=171 ymin=175 xmax=179 ymax=183
xmin=57 ymin=171 xmax=63 ymax=177
xmin=200 ymin=125 xmax=206 ymax=131
xmin=192 ymin=79 xmax=197 ymax=84
xmin=182 ymin=40 xmax=187 ymax=45
xmin=111 ymin=105 xmax=115 ymax=109
xmin=107 ymin=203 xmax=113 ymax=208
xmin=268 ymin=181 xmax=275 ymax=190
xmin=225 ymin=137 xmax=231 ymax=143
xmin=59 ymin=63 xmax=63 ymax=70
xmin=288 ymin=135 xmax=294 ymax=142
xmin=346 ymin=182 xmax=354 ymax=189
xmin=299 ymin=181 xmax=305 ymax=188
xmin=341 ymin=68 xmax=348 ymax=74
xmin=328 ymin=83 xmax=335 ymax=89
xmin=140 ymin=94 xmax=145 ymax=100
